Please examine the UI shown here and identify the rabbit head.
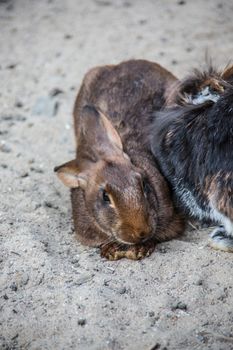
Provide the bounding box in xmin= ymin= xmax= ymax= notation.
xmin=166 ymin=64 xmax=233 ymax=107
xmin=55 ymin=105 xmax=155 ymax=245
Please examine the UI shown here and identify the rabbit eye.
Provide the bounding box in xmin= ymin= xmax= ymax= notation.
xmin=102 ymin=189 xmax=111 ymax=203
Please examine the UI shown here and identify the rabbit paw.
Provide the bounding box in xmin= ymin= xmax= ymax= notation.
xmin=209 ymin=226 xmax=233 ymax=252
xmin=100 ymin=240 xmax=156 ymax=260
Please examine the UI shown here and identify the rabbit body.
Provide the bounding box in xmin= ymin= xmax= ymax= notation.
xmin=151 ymin=65 xmax=233 ymax=252
xmin=55 ymin=60 xmax=184 ymax=260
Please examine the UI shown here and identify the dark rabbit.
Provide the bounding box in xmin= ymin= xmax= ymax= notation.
xmin=151 ymin=64 xmax=233 ymax=252
xmin=55 ymin=59 xmax=184 ymax=260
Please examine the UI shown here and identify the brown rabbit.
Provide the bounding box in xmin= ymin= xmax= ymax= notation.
xmin=55 ymin=60 xmax=184 ymax=260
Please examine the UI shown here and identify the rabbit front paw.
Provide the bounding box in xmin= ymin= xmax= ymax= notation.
xmin=100 ymin=240 xmax=156 ymax=260
xmin=209 ymin=226 xmax=233 ymax=253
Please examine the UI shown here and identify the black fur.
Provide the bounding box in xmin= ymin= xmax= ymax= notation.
xmin=150 ymin=66 xmax=233 ymax=250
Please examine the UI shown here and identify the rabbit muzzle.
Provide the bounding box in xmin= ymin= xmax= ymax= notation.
xmin=115 ymin=220 xmax=153 ymax=245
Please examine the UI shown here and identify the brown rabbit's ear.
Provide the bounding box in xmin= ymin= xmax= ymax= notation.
xmin=80 ymin=105 xmax=123 ymax=159
xmin=54 ymin=160 xmax=88 ymax=189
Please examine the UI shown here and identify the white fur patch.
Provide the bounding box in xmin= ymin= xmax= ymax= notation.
xmin=176 ymin=186 xmax=207 ymax=219
xmin=191 ymin=86 xmax=220 ymax=105
xmin=209 ymin=204 xmax=233 ymax=237
xmin=176 ymin=185 xmax=233 ymax=237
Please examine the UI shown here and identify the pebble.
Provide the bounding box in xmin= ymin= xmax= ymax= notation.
xmin=20 ymin=273 xmax=29 ymax=286
xmin=10 ymin=282 xmax=18 ymax=292
xmin=30 ymin=166 xmax=44 ymax=174
xmin=49 ymin=88 xmax=64 ymax=97
xmin=0 ymin=141 xmax=11 ymax=153
xmin=64 ymin=34 xmax=73 ymax=40
xmin=15 ymin=100 xmax=23 ymax=108
xmin=20 ymin=172 xmax=29 ymax=178
xmin=1 ymin=163 xmax=8 ymax=169
xmin=171 ymin=301 xmax=187 ymax=311
xmin=43 ymin=201 xmax=58 ymax=209
xmin=1 ymin=114 xmax=26 ymax=122
xmin=177 ymin=0 xmax=186 ymax=4
xmin=195 ymin=279 xmax=203 ymax=286
xmin=77 ymin=318 xmax=86 ymax=326
xmin=74 ymin=274 xmax=94 ymax=286
xmin=150 ymin=344 xmax=161 ymax=350
xmin=71 ymin=257 xmax=80 ymax=264
xmin=32 ymin=96 xmax=59 ymax=117
xmin=6 ymin=63 xmax=17 ymax=69
xmin=118 ymin=286 xmax=127 ymax=295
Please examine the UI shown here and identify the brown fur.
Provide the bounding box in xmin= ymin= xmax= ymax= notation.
xmin=205 ymin=172 xmax=233 ymax=220
xmin=55 ymin=60 xmax=184 ymax=260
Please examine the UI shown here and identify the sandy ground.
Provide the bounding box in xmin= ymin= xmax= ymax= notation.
xmin=0 ymin=0 xmax=233 ymax=349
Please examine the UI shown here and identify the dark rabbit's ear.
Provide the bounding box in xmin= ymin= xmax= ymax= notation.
xmin=54 ymin=160 xmax=88 ymax=189
xmin=80 ymin=105 xmax=123 ymax=160
xmin=172 ymin=72 xmax=225 ymax=106
xmin=221 ymin=65 xmax=233 ymax=81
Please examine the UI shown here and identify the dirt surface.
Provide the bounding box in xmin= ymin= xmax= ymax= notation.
xmin=1 ymin=1 xmax=233 ymax=349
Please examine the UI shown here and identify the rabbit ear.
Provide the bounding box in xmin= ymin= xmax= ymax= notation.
xmin=222 ymin=65 xmax=233 ymax=81
xmin=54 ymin=160 xmax=88 ymax=189
xmin=80 ymin=105 xmax=123 ymax=160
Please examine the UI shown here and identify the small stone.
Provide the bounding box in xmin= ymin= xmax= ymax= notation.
xmin=71 ymin=257 xmax=80 ymax=264
xmin=150 ymin=344 xmax=161 ymax=350
xmin=77 ymin=318 xmax=86 ymax=326
xmin=20 ymin=273 xmax=29 ymax=286
xmin=10 ymin=282 xmax=18 ymax=292
xmin=3 ymin=294 xmax=9 ymax=300
xmin=196 ymin=334 xmax=207 ymax=343
xmin=15 ymin=101 xmax=23 ymax=108
xmin=139 ymin=19 xmax=147 ymax=25
xmin=118 ymin=286 xmax=127 ymax=294
xmin=6 ymin=2 xmax=14 ymax=10
xmin=20 ymin=172 xmax=29 ymax=178
xmin=30 ymin=166 xmax=44 ymax=173
xmin=195 ymin=279 xmax=203 ymax=286
xmin=1 ymin=114 xmax=26 ymax=122
xmin=6 ymin=63 xmax=17 ymax=69
xmin=64 ymin=34 xmax=73 ymax=40
xmin=49 ymin=88 xmax=64 ymax=97
xmin=171 ymin=301 xmax=187 ymax=311
xmin=171 ymin=59 xmax=178 ymax=65
xmin=0 ymin=141 xmax=11 ymax=153
xmin=74 ymin=274 xmax=94 ymax=286
xmin=32 ymin=96 xmax=59 ymax=117
xmin=149 ymin=311 xmax=155 ymax=317
xmin=11 ymin=334 xmax=18 ymax=341
xmin=95 ymin=0 xmax=111 ymax=6
xmin=43 ymin=201 xmax=58 ymax=209
xmin=123 ymin=1 xmax=132 ymax=7
xmin=159 ymin=246 xmax=167 ymax=253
